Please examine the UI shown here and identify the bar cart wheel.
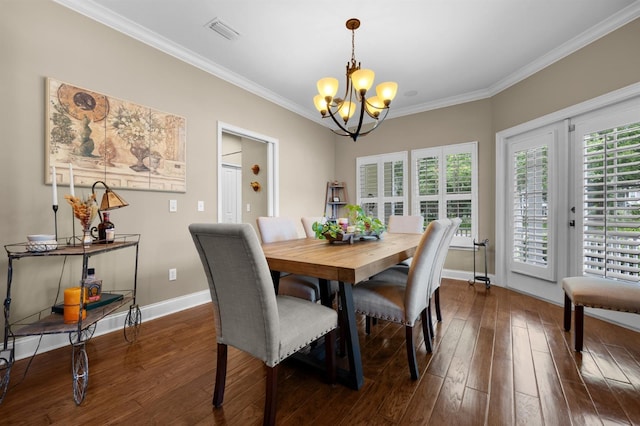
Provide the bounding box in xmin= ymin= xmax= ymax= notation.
xmin=69 ymin=323 xmax=97 ymax=345
xmin=0 ymin=349 xmax=13 ymax=404
xmin=124 ymin=304 xmax=142 ymax=343
xmin=468 ymin=238 xmax=491 ymax=289
xmin=71 ymin=343 xmax=89 ymax=405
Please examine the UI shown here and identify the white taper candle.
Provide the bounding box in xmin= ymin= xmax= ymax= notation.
xmin=69 ymin=163 xmax=75 ymax=196
xmin=52 ymin=165 xmax=58 ymax=205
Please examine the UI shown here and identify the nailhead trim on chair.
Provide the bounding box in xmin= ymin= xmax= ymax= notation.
xmin=355 ymin=310 xmax=409 ymax=326
xmin=277 ymin=325 xmax=338 ymax=362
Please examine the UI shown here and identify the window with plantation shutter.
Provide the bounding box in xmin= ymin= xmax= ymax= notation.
xmin=356 ymin=152 xmax=407 ymax=224
xmin=412 ymin=142 xmax=477 ymax=247
xmin=512 ymin=145 xmax=548 ymax=267
xmin=581 ymin=121 xmax=640 ymax=282
xmin=506 ymin=128 xmax=557 ymax=281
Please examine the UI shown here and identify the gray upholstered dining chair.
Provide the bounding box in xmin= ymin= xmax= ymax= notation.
xmin=257 ymin=216 xmax=326 ymax=302
xmin=189 ymin=223 xmax=337 ymax=426
xmin=351 ymin=219 xmax=448 ymax=380
xmin=301 ymin=216 xmax=326 ymax=239
xmin=387 ymin=215 xmax=424 ymax=267
xmin=371 ymin=218 xmax=461 ymax=340
xmin=387 ymin=214 xmax=424 ymax=233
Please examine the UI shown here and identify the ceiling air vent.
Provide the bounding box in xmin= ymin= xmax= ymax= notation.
xmin=206 ymin=18 xmax=240 ymax=41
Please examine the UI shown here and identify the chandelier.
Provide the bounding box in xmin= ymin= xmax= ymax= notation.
xmin=313 ymin=18 xmax=398 ymax=142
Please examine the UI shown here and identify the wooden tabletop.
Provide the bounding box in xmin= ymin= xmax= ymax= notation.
xmin=262 ymin=232 xmax=423 ymax=284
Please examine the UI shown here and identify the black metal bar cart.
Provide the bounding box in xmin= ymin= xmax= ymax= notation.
xmin=1 ymin=234 xmax=141 ymax=405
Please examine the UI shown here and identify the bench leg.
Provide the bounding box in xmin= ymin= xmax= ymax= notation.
xmin=563 ymin=293 xmax=572 ymax=331
xmin=574 ymin=305 xmax=584 ymax=352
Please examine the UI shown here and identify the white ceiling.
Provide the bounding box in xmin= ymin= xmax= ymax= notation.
xmin=55 ymin=0 xmax=640 ymax=126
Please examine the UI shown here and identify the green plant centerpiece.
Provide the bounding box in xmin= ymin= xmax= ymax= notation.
xmin=311 ymin=220 xmax=347 ymax=242
xmin=312 ymin=204 xmax=386 ymax=243
xmin=345 ymin=204 xmax=386 ymax=237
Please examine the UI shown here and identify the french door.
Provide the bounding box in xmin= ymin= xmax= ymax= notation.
xmin=502 ymin=122 xmax=568 ymax=301
xmin=569 ymin=99 xmax=640 ymax=281
xmin=498 ymin=95 xmax=640 ymax=303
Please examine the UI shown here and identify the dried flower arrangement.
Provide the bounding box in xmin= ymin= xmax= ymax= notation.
xmin=65 ymin=194 xmax=99 ymax=230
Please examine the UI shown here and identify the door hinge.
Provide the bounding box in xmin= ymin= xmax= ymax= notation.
xmin=568 ymin=124 xmax=576 ymax=132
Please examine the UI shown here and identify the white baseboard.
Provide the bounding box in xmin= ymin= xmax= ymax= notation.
xmin=10 ymin=290 xmax=212 ymax=361
xmin=444 ymin=269 xmax=499 ymax=287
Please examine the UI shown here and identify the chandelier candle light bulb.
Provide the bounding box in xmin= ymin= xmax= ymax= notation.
xmin=313 ymin=18 xmax=397 ymax=141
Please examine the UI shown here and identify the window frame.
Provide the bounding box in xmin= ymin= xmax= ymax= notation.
xmin=411 ymin=141 xmax=478 ymax=247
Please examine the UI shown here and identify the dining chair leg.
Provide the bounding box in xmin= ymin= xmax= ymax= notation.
xmin=264 ymin=365 xmax=278 ymax=426
xmin=325 ymin=329 xmax=337 ymax=384
xmin=427 ymin=302 xmax=434 ymax=341
xmin=405 ymin=325 xmax=419 ymax=380
xmin=365 ymin=316 xmax=372 ymax=335
xmin=563 ymin=292 xmax=572 ymax=331
xmin=420 ymin=309 xmax=432 ymax=353
xmin=213 ymin=343 xmax=228 ymax=407
xmin=574 ymin=305 xmax=584 ymax=352
xmin=434 ymin=287 xmax=442 ymax=321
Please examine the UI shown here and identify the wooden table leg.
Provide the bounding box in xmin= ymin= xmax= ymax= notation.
xmin=338 ymin=281 xmax=364 ymax=390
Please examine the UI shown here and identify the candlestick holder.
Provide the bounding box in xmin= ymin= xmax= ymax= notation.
xmin=70 ymin=208 xmax=77 ymax=246
xmin=52 ymin=204 xmax=58 ymax=241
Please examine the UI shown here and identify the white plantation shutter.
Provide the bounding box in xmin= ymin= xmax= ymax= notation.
xmin=415 ymin=154 xmax=439 ymax=224
xmin=512 ymin=146 xmax=549 ymax=267
xmin=356 ymin=152 xmax=407 ymax=223
xmin=582 ymin=121 xmax=640 ymax=281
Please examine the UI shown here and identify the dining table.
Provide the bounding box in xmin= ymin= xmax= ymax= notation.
xmin=262 ymin=232 xmax=423 ymax=390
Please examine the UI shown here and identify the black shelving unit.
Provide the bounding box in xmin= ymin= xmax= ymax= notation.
xmin=324 ymin=181 xmax=348 ymax=219
xmin=469 ymin=238 xmax=491 ymax=289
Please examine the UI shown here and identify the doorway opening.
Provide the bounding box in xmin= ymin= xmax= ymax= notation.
xmin=217 ymin=122 xmax=279 ymax=225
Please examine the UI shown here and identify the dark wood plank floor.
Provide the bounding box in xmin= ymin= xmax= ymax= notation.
xmin=2 ymin=279 xmax=640 ymax=425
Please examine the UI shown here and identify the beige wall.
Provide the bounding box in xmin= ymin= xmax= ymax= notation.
xmin=335 ymin=99 xmax=494 ymax=274
xmin=335 ymin=18 xmax=640 ymax=277
xmin=492 ymin=18 xmax=640 ymax=132
xmin=0 ymin=0 xmax=335 ymax=322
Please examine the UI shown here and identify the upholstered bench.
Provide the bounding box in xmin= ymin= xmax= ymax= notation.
xmin=563 ymin=276 xmax=640 ymax=352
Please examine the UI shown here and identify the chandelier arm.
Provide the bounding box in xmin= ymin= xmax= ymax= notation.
xmin=355 ymin=108 xmax=391 ymax=138
xmin=325 ymin=106 xmax=356 ymax=138
xmin=351 ymin=95 xmax=367 ymax=138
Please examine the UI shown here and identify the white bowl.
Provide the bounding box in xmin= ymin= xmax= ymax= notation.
xmin=27 ymin=234 xmax=56 ymax=242
xmin=26 ymin=240 xmax=58 ymax=252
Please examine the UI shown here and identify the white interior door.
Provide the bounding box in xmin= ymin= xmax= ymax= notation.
xmin=221 ymin=165 xmax=241 ymax=223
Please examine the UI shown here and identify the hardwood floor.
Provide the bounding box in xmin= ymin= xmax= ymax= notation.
xmin=2 ymin=279 xmax=640 ymax=425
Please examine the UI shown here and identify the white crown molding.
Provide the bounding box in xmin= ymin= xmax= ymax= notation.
xmin=391 ymin=88 xmax=493 ymax=118
xmin=52 ymin=0 xmax=320 ymax=123
xmin=487 ymin=1 xmax=640 ymax=96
